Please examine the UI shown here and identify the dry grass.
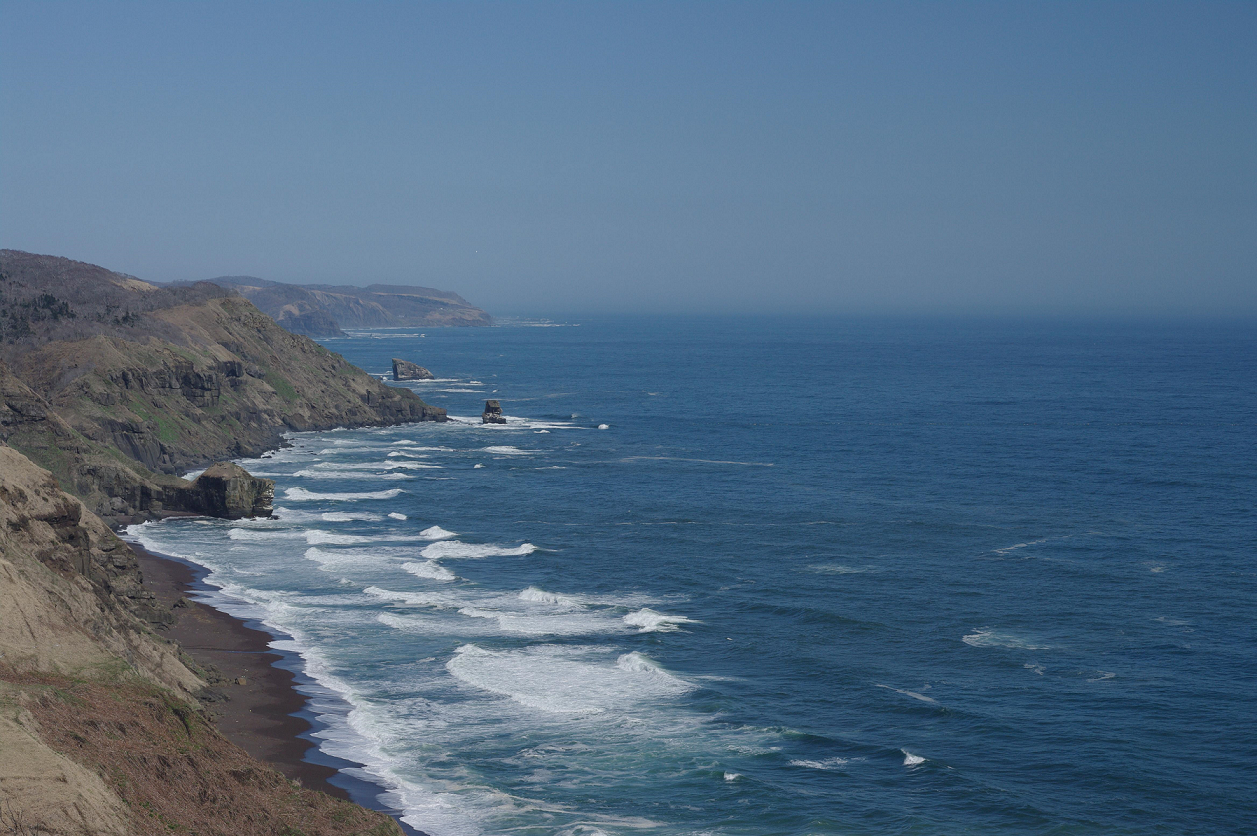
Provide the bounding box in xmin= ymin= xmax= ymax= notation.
xmin=16 ymin=672 xmax=401 ymax=836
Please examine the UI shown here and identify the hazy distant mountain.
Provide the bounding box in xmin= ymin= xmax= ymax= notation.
xmin=207 ymin=276 xmax=492 ymax=337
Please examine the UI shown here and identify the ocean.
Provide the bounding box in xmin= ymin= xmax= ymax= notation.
xmin=128 ymin=316 xmax=1256 ymax=835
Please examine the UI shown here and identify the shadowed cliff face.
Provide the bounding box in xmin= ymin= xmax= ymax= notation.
xmin=0 ymin=251 xmax=445 ymax=519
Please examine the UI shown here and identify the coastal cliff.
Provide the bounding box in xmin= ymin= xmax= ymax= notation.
xmin=0 ymin=446 xmax=402 ymax=835
xmin=207 ymin=275 xmax=492 ymax=336
xmin=0 ymin=249 xmax=446 ymax=525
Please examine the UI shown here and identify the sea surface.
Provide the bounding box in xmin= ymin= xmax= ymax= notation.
xmin=128 ymin=316 xmax=1257 ymax=835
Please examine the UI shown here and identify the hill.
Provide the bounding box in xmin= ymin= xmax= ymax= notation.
xmin=0 ymin=249 xmax=445 ymax=526
xmin=207 ymin=275 xmax=492 ymax=336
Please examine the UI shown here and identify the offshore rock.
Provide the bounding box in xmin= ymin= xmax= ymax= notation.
xmin=392 ymin=358 xmax=435 ymax=381
xmin=173 ymin=462 xmax=274 ymax=519
xmin=482 ymin=399 xmax=506 ymax=424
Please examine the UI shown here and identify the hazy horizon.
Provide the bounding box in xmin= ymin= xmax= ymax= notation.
xmin=2 ymin=1 xmax=1254 ymax=318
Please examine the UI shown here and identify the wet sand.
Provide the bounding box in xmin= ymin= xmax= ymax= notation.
xmin=132 ymin=544 xmax=349 ymax=797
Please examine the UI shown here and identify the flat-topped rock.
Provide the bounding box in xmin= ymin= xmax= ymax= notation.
xmin=393 ymin=358 xmax=435 ymax=381
xmin=482 ymin=400 xmax=506 ymax=424
xmin=173 ymin=462 xmax=274 ymax=519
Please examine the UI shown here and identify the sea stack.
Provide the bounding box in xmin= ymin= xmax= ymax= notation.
xmin=173 ymin=462 xmax=275 ymax=519
xmin=393 ymin=358 xmax=435 ymax=381
xmin=482 ymin=400 xmax=506 ymax=424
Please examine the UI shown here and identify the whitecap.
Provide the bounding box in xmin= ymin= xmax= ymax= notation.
xmin=388 ymin=512 xmax=408 ymax=521
xmin=874 ymin=684 xmax=937 ymax=704
xmin=284 ymin=487 xmax=404 ymax=501
xmin=962 ymin=628 xmax=1051 ymax=650
xmin=789 ymin=757 xmax=851 ymax=770
xmin=518 ymin=586 xmax=583 ymax=607
xmin=227 ymin=528 xmax=306 ymax=541
xmin=902 ymin=750 xmax=925 ymax=766
xmin=304 ymin=547 xmax=389 ymax=570
xmin=322 ymin=511 xmax=384 ymax=522
xmin=446 ymin=645 xmax=693 ymax=714
xmin=623 ymin=608 xmax=696 ymax=633
xmin=401 ymin=561 xmax=458 ymax=581
xmin=420 ymin=541 xmax=537 ymax=560
xmin=480 ymin=446 xmax=535 ymax=456
xmin=419 ymin=526 xmax=456 ymax=540
xmin=292 ymin=469 xmax=413 ymax=480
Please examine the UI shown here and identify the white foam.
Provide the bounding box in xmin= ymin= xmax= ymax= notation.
xmin=401 ymin=561 xmax=458 ymax=581
xmin=789 ymin=757 xmax=851 ymax=770
xmin=419 ymin=526 xmax=457 ymax=540
xmin=874 ymin=684 xmax=937 ymax=704
xmin=480 ymin=446 xmax=535 ymax=455
xmin=364 ymin=586 xmax=461 ymax=605
xmin=292 ymin=469 xmax=413 ymax=480
xmin=388 ymin=512 xmax=408 ymax=520
xmin=312 ymin=460 xmax=442 ymax=471
xmin=598 ymin=424 xmax=610 ymax=430
xmin=962 ymin=628 xmax=1051 ymax=650
xmin=902 ymin=750 xmax=925 ymax=766
xmin=322 ymin=511 xmax=385 ymax=522
xmin=227 ymin=528 xmax=306 ymax=541
xmin=284 ymin=487 xmax=404 ymax=501
xmin=303 ymin=547 xmax=390 ymax=570
xmin=723 ymin=772 xmax=740 ymax=781
xmin=623 ymin=608 xmax=696 ymax=633
xmin=518 ymin=586 xmax=583 ymax=607
xmin=446 ymin=645 xmax=693 ymax=714
xmin=420 ymin=541 xmax=537 ymax=560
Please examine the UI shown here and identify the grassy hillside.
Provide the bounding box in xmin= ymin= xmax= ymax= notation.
xmin=0 ymin=251 xmax=444 ymax=516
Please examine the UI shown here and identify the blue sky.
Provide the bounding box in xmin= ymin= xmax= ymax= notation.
xmin=2 ymin=1 xmax=1254 ymax=316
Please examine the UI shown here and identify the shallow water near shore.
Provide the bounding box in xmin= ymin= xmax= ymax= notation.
xmin=129 ymin=316 xmax=1256 ymax=835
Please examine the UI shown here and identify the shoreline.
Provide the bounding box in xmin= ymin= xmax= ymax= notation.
xmin=132 ymin=542 xmax=424 ymax=836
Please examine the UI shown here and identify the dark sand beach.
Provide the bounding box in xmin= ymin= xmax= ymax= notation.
xmin=133 ymin=543 xmax=423 ymax=835
xmin=133 ymin=544 xmax=348 ymax=795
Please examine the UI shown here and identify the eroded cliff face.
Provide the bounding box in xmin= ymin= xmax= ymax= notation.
xmin=0 ymin=446 xmax=401 ymax=835
xmin=0 ymin=447 xmax=195 ymax=684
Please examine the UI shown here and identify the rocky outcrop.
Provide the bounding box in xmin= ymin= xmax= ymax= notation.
xmin=482 ymin=399 xmax=506 ymax=424
xmin=172 ymin=463 xmax=274 ymax=520
xmin=393 ymin=358 xmax=435 ymax=381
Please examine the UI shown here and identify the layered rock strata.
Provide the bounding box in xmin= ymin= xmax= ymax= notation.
xmin=482 ymin=399 xmax=506 ymax=424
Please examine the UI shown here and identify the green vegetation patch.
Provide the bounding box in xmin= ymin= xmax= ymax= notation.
xmin=264 ymin=371 xmax=300 ymax=402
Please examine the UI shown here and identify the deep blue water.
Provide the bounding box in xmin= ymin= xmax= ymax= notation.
xmin=131 ymin=317 xmax=1256 ymax=835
